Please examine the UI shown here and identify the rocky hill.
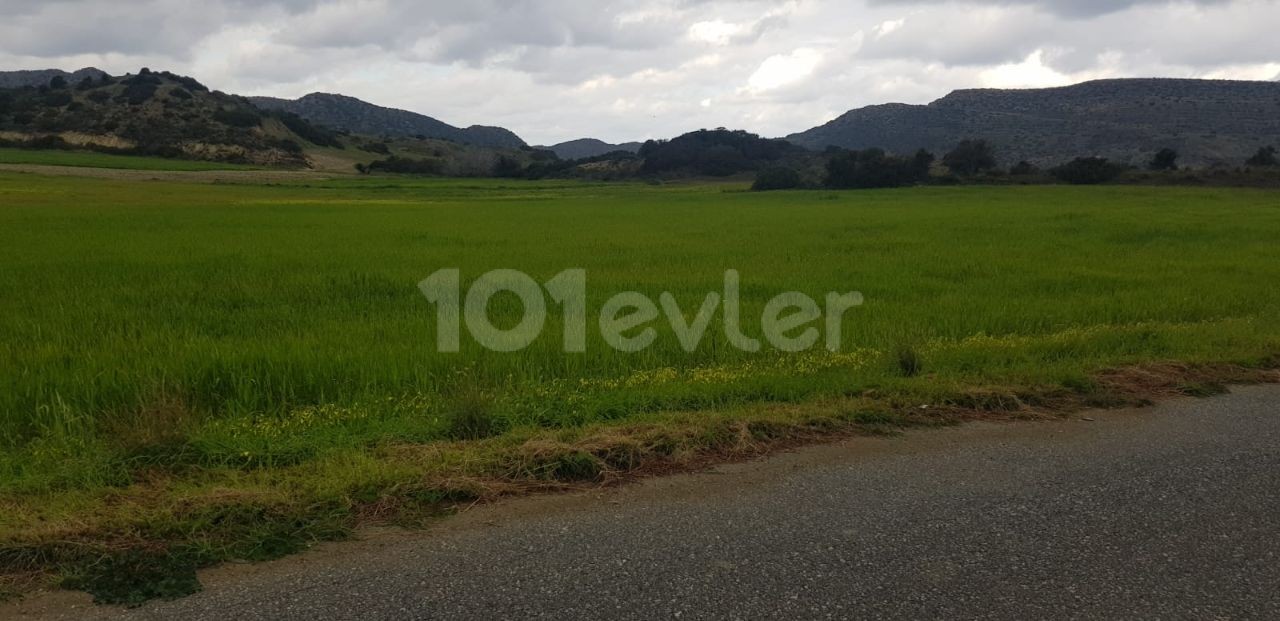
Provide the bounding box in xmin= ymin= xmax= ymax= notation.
xmin=249 ymin=93 xmax=526 ymax=148
xmin=541 ymin=138 xmax=642 ymax=160
xmin=787 ymin=79 xmax=1280 ymax=166
xmin=0 ymin=67 xmax=109 ymax=90
xmin=0 ymin=69 xmax=343 ymax=166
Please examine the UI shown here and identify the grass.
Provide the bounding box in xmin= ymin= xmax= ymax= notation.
xmin=2 ymin=171 xmax=1280 ymax=602
xmin=0 ymin=147 xmax=261 ymax=171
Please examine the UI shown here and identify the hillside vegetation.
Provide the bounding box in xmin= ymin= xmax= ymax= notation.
xmin=0 ymin=69 xmax=343 ymax=166
xmin=788 ymin=79 xmax=1280 ymax=166
xmin=250 ymin=92 xmax=526 ymax=148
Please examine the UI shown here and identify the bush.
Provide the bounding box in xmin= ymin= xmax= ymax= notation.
xmin=367 ymin=156 xmax=444 ymax=175
xmin=751 ymin=167 xmax=802 ymax=191
xmin=1050 ymin=157 xmax=1127 ymax=185
xmin=492 ymin=156 xmax=525 ymax=178
xmin=1246 ymin=146 xmax=1277 ymax=167
xmin=119 ymin=82 xmax=158 ymax=105
xmin=360 ymin=142 xmax=391 ymax=155
xmin=42 ymin=91 xmax=73 ymax=107
xmin=168 ymin=87 xmax=192 ymax=101
xmin=213 ymin=108 xmax=261 ymax=128
xmin=942 ymin=139 xmax=997 ymax=176
xmin=1149 ymin=148 xmax=1179 ymax=171
xmin=1010 ymin=161 xmax=1039 ymax=176
xmin=825 ymin=148 xmax=927 ymax=189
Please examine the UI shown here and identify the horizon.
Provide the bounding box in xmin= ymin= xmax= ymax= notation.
xmin=8 ymin=65 xmax=1279 ymax=147
xmin=3 ymin=0 xmax=1279 ymax=145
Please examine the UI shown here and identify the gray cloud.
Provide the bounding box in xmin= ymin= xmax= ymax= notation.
xmin=0 ymin=0 xmax=1276 ymax=144
xmin=868 ymin=0 xmax=1233 ymax=18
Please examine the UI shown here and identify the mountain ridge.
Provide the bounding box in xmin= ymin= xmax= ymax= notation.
xmin=539 ymin=138 xmax=642 ymax=160
xmin=0 ymin=67 xmax=110 ymax=90
xmin=787 ymin=78 xmax=1280 ymax=166
xmin=248 ymin=92 xmax=526 ymax=149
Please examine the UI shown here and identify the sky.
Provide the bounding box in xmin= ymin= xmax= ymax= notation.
xmin=2 ymin=0 xmax=1278 ymax=145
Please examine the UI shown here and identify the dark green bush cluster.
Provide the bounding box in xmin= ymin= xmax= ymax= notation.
xmin=825 ymin=148 xmax=932 ymax=189
xmin=366 ymin=156 xmax=444 ymax=175
xmin=752 ymin=166 xmax=802 ymax=191
xmin=1050 ymin=157 xmax=1129 ymax=184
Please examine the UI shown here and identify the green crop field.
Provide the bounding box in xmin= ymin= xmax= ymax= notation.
xmin=0 ymin=147 xmax=261 ymax=171
xmin=2 ymin=170 xmax=1279 ymax=601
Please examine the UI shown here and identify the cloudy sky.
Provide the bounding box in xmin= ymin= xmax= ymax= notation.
xmin=2 ymin=0 xmax=1278 ymax=144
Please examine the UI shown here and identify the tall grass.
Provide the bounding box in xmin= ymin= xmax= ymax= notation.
xmin=2 ymin=173 xmax=1279 ymax=493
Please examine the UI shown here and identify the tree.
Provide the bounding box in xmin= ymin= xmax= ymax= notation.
xmin=825 ymin=148 xmax=926 ymax=189
xmin=942 ymin=139 xmax=997 ymax=176
xmin=1149 ymin=148 xmax=1179 ymax=171
xmin=48 ymin=76 xmax=68 ymax=90
xmin=1050 ymin=157 xmax=1127 ymax=185
xmin=911 ymin=149 xmax=935 ymax=179
xmin=752 ymin=167 xmax=802 ymax=191
xmin=1246 ymin=146 xmax=1277 ymax=167
xmin=492 ymin=156 xmax=525 ymax=178
xmin=1010 ymin=161 xmax=1039 ymax=176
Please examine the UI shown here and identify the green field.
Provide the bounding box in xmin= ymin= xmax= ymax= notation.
xmin=3 ymin=170 xmax=1279 ymax=600
xmin=0 ymin=147 xmax=261 ymax=171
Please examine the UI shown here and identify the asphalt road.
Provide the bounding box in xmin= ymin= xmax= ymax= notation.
xmin=13 ymin=386 xmax=1280 ymax=620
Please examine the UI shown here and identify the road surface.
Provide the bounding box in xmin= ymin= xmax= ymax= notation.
xmin=11 ymin=385 xmax=1280 ymax=620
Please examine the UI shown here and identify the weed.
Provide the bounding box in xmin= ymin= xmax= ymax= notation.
xmin=896 ymin=345 xmax=923 ymax=378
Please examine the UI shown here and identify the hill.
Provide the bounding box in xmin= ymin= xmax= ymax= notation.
xmin=249 ymin=93 xmax=526 ymax=148
xmin=0 ymin=67 xmax=109 ymax=90
xmin=542 ymin=138 xmax=642 ymax=160
xmin=787 ymin=78 xmax=1280 ymax=166
xmin=0 ymin=69 xmax=345 ymax=166
xmin=639 ymin=129 xmax=804 ymax=177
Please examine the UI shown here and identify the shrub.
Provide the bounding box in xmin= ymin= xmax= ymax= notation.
xmin=492 ymin=156 xmax=525 ymax=178
xmin=1246 ymin=146 xmax=1277 ymax=167
xmin=751 ymin=166 xmax=802 ymax=191
xmin=442 ymin=391 xmax=503 ymax=440
xmin=896 ymin=345 xmax=923 ymax=377
xmin=168 ymin=87 xmax=192 ymax=101
xmin=825 ymin=148 xmax=926 ymax=189
xmin=1010 ymin=160 xmax=1039 ymax=176
xmin=942 ymin=139 xmax=998 ymax=176
xmin=1050 ymin=157 xmax=1127 ymax=185
xmin=213 ymin=108 xmax=261 ymax=128
xmin=120 ymin=82 xmax=158 ymax=105
xmin=367 ymin=156 xmax=444 ymax=175
xmin=1149 ymin=148 xmax=1179 ymax=171
xmin=42 ymin=91 xmax=73 ymax=107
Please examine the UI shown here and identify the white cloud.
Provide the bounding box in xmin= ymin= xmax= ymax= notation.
xmin=747 ymin=48 xmax=824 ymax=93
xmin=875 ymin=19 xmax=905 ymax=37
xmin=979 ymin=49 xmax=1073 ymax=88
xmin=689 ymin=20 xmax=744 ymax=45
